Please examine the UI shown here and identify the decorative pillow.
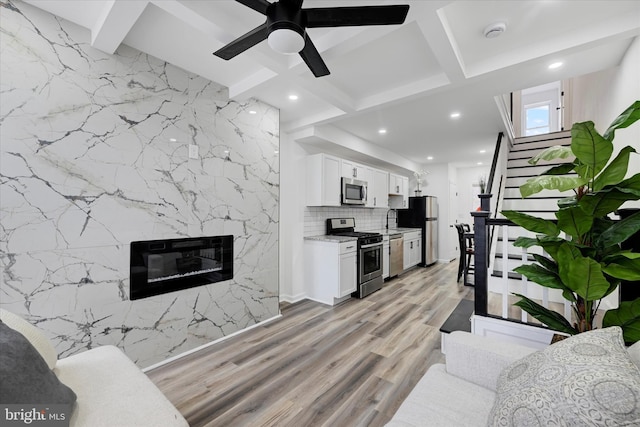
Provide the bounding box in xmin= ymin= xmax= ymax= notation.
xmin=0 ymin=321 xmax=76 ymax=405
xmin=486 ymin=327 xmax=640 ymax=427
xmin=629 ymin=341 xmax=640 ymax=371
xmin=0 ymin=309 xmax=57 ymax=369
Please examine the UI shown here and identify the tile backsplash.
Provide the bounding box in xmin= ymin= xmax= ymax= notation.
xmin=304 ymin=207 xmax=398 ymax=236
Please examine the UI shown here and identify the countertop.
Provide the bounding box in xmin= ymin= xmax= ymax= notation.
xmin=304 ymin=227 xmax=421 ymax=243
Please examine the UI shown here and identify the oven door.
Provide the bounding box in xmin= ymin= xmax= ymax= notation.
xmin=359 ymin=242 xmax=383 ymax=283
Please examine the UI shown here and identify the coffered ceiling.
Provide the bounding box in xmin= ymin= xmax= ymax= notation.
xmin=23 ymin=0 xmax=640 ymax=169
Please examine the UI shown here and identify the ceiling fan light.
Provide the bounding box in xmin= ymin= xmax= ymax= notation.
xmin=268 ymin=28 xmax=304 ymax=55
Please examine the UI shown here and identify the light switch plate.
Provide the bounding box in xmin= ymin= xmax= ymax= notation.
xmin=188 ymin=144 xmax=199 ymax=159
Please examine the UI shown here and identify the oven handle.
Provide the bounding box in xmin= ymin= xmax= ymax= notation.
xmin=360 ymin=242 xmax=383 ymax=249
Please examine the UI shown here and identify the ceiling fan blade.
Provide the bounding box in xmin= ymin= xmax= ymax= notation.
xmin=236 ymin=0 xmax=271 ymax=15
xmin=305 ymin=5 xmax=410 ymax=28
xmin=299 ymin=36 xmax=330 ymax=77
xmin=213 ymin=23 xmax=268 ymax=60
xmin=280 ymin=0 xmax=303 ymax=10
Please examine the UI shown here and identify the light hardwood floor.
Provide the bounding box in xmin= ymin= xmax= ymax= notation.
xmin=148 ymin=261 xmax=473 ymax=427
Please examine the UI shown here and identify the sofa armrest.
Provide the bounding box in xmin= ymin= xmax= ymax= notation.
xmin=444 ymin=331 xmax=537 ymax=391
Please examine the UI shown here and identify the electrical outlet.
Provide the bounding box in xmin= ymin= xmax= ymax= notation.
xmin=188 ymin=144 xmax=199 ymax=159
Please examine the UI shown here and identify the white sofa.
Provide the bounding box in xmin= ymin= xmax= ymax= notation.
xmin=0 ymin=309 xmax=188 ymax=427
xmin=387 ymin=329 xmax=640 ymax=426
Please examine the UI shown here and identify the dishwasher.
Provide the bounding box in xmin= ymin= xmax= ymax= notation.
xmin=389 ymin=233 xmax=404 ymax=278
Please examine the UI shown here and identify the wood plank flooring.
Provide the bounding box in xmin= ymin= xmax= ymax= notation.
xmin=148 ymin=261 xmax=472 ymax=427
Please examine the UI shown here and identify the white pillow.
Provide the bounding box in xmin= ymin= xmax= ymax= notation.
xmin=629 ymin=340 xmax=640 ymax=370
xmin=0 ymin=309 xmax=58 ymax=369
xmin=487 ymin=327 xmax=640 ymax=426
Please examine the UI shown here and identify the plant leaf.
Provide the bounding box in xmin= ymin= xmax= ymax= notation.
xmin=571 ymin=121 xmax=613 ymax=178
xmin=502 ymin=211 xmax=559 ymax=236
xmin=555 ymin=205 xmax=593 ymax=240
xmin=512 ymin=236 xmax=540 ymax=249
xmin=593 ymin=146 xmax=637 ymax=191
xmin=579 ymin=188 xmax=637 ymax=218
xmin=513 ymin=293 xmax=577 ymax=335
xmin=541 ymin=163 xmax=576 ymax=176
xmin=595 ymin=210 xmax=640 ymax=248
xmin=528 ymin=146 xmax=573 ymax=165
xmin=603 ymin=100 xmax=640 ymax=141
xmin=560 ymin=256 xmax=611 ymax=301
xmin=603 ymin=263 xmax=640 ymax=281
xmin=532 ymin=253 xmax=557 ymax=272
xmin=520 ymin=176 xmax=588 ymax=198
xmin=603 ymin=298 xmax=640 ymax=344
xmin=513 ymin=264 xmax=569 ymax=291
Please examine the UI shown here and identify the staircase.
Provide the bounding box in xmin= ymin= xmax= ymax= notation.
xmin=488 ymin=130 xmax=573 ymax=320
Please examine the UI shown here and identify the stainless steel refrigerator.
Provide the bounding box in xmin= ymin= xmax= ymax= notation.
xmin=397 ymin=196 xmax=438 ymax=266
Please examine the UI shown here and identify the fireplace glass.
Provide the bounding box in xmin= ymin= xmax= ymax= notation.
xmin=130 ymin=235 xmax=233 ymax=300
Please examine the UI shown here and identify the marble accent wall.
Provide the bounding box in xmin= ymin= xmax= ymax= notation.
xmin=0 ymin=1 xmax=279 ymax=367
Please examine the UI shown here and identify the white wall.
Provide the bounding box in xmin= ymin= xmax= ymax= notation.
xmin=456 ymin=165 xmax=491 ymax=225
xmin=571 ymin=37 xmax=640 ymax=211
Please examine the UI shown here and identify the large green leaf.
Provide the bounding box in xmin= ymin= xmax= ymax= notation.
xmin=502 ymin=211 xmax=559 ymax=236
xmin=528 ymin=146 xmax=573 ymax=165
xmin=603 ymin=298 xmax=640 ymax=344
xmin=595 ymin=210 xmax=640 ymax=248
xmin=579 ymin=188 xmax=637 ymax=218
xmin=513 ymin=236 xmax=541 ymax=249
xmin=532 ymin=253 xmax=557 ymax=272
xmin=513 ymin=264 xmax=568 ymax=290
xmin=542 ymin=164 xmax=576 ymax=176
xmin=571 ymin=121 xmax=613 ymax=178
xmin=603 ymin=263 xmax=640 ymax=281
xmin=513 ymin=293 xmax=577 ymax=335
xmin=520 ymin=176 xmax=588 ymax=198
xmin=593 ymin=146 xmax=637 ymax=191
xmin=603 ymin=100 xmax=640 ymax=141
xmin=618 ymin=173 xmax=640 ymax=192
xmin=561 ymin=256 xmax=611 ymax=301
xmin=555 ymin=205 xmax=593 ymax=240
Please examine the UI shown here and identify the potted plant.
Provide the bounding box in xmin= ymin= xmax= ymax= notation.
xmin=502 ymin=101 xmax=640 ymax=344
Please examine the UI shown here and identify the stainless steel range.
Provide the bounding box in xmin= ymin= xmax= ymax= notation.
xmin=326 ymin=218 xmax=383 ymax=298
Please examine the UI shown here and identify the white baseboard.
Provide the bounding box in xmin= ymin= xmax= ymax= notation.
xmin=142 ymin=314 xmax=282 ymax=372
xmin=279 ymin=293 xmax=307 ymax=304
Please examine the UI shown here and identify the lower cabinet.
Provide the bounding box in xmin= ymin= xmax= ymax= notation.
xmin=305 ymin=239 xmax=357 ymax=305
xmin=403 ymin=231 xmax=422 ymax=270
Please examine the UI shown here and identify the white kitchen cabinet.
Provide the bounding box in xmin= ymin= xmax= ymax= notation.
xmin=341 ymin=159 xmax=367 ymax=180
xmin=306 ymin=153 xmax=341 ymax=206
xmin=389 ymin=173 xmax=409 ymax=208
xmin=366 ymin=167 xmax=389 ymax=208
xmin=305 ymin=239 xmax=357 ymax=305
xmin=403 ymin=231 xmax=422 ymax=270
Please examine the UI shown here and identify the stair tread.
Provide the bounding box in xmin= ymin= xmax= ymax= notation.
xmin=491 ymin=270 xmax=522 ymax=280
xmin=495 ymin=253 xmax=536 ymax=261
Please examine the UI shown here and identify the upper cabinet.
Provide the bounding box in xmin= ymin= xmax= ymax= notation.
xmin=306 ymin=153 xmax=405 ymax=208
xmin=341 ymin=159 xmax=367 ymax=180
xmin=389 ymin=173 xmax=409 ymax=208
xmin=367 ymin=167 xmax=389 ymax=208
xmin=306 ymin=153 xmax=341 ymax=206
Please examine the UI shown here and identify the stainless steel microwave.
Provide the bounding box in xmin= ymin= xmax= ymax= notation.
xmin=341 ymin=177 xmax=367 ymax=205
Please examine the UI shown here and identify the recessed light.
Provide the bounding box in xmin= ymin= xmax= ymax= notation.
xmin=169 ymin=138 xmax=177 ymax=142
xmin=477 ymin=162 xmax=483 ymax=165
xmin=224 ymin=150 xmax=230 ymax=154
xmin=427 ymin=156 xmax=434 ymax=160
xmin=378 ymin=128 xmax=387 ymax=134
xmin=480 ymin=149 xmax=486 ymax=153
xmin=274 ymin=150 xmax=279 ymax=154
xmin=249 ymin=110 xmax=257 ymax=115
xmin=288 ymin=94 xmax=298 ymax=101
xmin=548 ymin=62 xmax=563 ymax=69
xmin=450 ymin=112 xmax=461 ymax=119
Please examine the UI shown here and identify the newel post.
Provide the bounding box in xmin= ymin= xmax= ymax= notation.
xmin=472 ymin=193 xmax=492 ymax=317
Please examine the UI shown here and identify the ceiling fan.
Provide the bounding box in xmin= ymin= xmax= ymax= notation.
xmin=213 ymin=0 xmax=410 ymax=77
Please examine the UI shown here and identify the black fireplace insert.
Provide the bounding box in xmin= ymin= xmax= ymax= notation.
xmin=130 ymin=235 xmax=233 ymax=300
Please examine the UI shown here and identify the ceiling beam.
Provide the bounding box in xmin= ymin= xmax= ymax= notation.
xmin=91 ymin=1 xmax=148 ymax=54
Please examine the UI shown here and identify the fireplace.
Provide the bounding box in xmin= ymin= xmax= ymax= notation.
xmin=130 ymin=235 xmax=233 ymax=300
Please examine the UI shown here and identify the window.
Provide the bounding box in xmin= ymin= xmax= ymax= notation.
xmin=524 ymin=102 xmax=551 ymax=136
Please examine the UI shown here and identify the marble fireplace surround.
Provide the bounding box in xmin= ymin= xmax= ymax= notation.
xmin=0 ymin=0 xmax=280 ymax=367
